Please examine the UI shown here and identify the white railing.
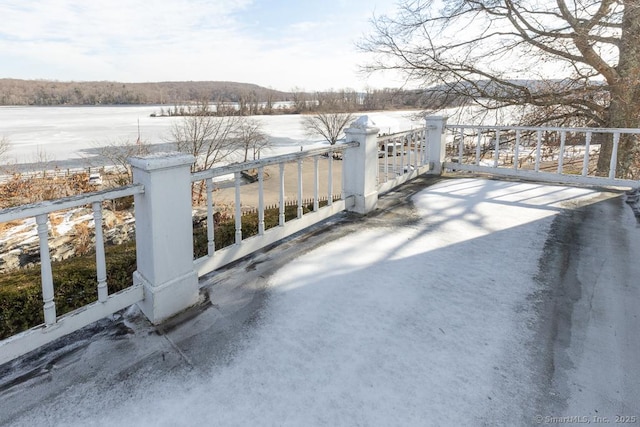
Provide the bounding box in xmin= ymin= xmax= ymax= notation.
xmin=5 ymin=114 xmax=636 ymax=366
xmin=443 ymin=124 xmax=640 ymax=187
xmin=0 ymin=115 xmax=438 ymax=366
xmin=191 ymin=143 xmax=358 ymax=276
xmin=376 ymin=128 xmax=430 ymax=193
xmin=0 ymin=165 xmax=128 ymax=184
xmin=0 ymin=119 xmax=381 ymax=365
xmin=0 ymin=185 xmax=144 ymax=365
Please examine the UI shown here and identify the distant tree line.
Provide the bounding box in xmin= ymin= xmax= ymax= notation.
xmin=0 ymin=78 xmax=458 ymax=112
xmin=0 ymin=79 xmax=290 ymax=106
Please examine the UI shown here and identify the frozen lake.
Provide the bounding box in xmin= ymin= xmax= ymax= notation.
xmin=0 ymin=106 xmax=424 ymax=166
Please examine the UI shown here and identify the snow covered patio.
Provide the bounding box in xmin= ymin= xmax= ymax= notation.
xmin=1 ymin=176 xmax=639 ymax=426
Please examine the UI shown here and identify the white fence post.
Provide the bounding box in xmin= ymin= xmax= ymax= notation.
xmin=129 ymin=153 xmax=200 ymax=324
xmin=425 ymin=116 xmax=448 ymax=175
xmin=343 ymin=115 xmax=380 ymax=214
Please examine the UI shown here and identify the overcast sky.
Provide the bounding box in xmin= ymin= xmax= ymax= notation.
xmin=0 ymin=0 xmax=404 ymax=91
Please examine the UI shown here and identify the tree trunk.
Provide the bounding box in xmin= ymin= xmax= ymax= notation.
xmin=598 ymin=0 xmax=640 ymax=178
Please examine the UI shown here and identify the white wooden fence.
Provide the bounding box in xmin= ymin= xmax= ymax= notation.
xmin=0 ymin=116 xmax=402 ymax=365
xmin=1 ymin=114 xmax=638 ymax=365
xmin=0 ymin=185 xmax=144 ymax=364
xmin=190 ymin=143 xmax=358 ymax=276
xmin=443 ymin=123 xmax=640 ymax=188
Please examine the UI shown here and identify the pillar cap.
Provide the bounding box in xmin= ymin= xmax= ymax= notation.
xmin=345 ymin=115 xmax=380 ymax=135
xmin=129 ymin=152 xmax=195 ymax=171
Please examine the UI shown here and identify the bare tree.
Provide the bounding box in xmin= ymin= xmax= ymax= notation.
xmin=170 ymin=102 xmax=243 ymax=173
xmin=264 ymin=89 xmax=275 ymax=114
xmin=291 ymin=87 xmax=310 ymax=114
xmin=170 ymin=102 xmax=244 ymax=202
xmin=361 ymin=0 xmax=640 ymax=177
xmin=237 ymin=118 xmax=270 ymax=161
xmin=0 ymin=136 xmax=10 ymax=164
xmin=32 ymin=145 xmax=53 ymax=176
xmin=94 ymin=138 xmax=151 ymax=185
xmin=302 ymin=112 xmax=356 ymax=145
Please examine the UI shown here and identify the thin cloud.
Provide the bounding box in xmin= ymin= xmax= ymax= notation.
xmin=0 ymin=0 xmax=403 ymax=90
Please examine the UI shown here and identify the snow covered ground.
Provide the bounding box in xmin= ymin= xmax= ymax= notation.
xmin=0 ymin=106 xmax=423 ymax=164
xmin=1 ymin=177 xmax=639 ymax=426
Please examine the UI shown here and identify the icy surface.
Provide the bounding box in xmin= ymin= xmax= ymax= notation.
xmin=0 ymin=106 xmax=421 ymax=163
xmin=5 ymin=179 xmax=638 ymax=426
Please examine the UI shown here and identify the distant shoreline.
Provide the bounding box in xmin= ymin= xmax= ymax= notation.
xmin=0 ymin=107 xmax=424 ymax=169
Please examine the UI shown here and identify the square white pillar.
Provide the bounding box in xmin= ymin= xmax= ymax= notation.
xmin=343 ymin=116 xmax=380 ymax=214
xmin=129 ymin=152 xmax=200 ymax=324
xmin=425 ymin=116 xmax=448 ymax=175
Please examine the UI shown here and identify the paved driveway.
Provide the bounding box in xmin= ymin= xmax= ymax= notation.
xmin=1 ymin=177 xmax=638 ymax=426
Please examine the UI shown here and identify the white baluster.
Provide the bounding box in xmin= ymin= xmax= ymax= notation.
xmin=458 ymin=128 xmax=464 ymax=164
xmin=476 ymin=131 xmax=482 ymax=166
xmin=375 ymin=146 xmax=380 ymax=185
xmin=493 ymin=129 xmax=501 ymax=167
xmin=328 ymin=153 xmax=333 ymax=206
xmin=414 ymin=131 xmax=420 ymax=166
xmin=407 ymin=134 xmax=412 ymax=171
xmin=313 ymin=156 xmax=319 ymax=212
xmin=234 ymin=171 xmax=242 ymax=244
xmin=400 ymin=136 xmax=405 ymax=173
xmin=514 ymin=130 xmax=521 ymax=171
xmin=583 ymin=132 xmax=592 ymax=176
xmin=258 ymin=166 xmax=265 ymax=235
xmin=392 ymin=140 xmax=398 ymax=175
xmin=92 ymin=202 xmax=108 ymax=303
xmin=341 ymin=150 xmax=346 ymax=200
xmin=36 ymin=214 xmax=56 ymax=325
xmin=609 ymin=132 xmax=620 ymax=179
xmin=557 ymin=131 xmax=566 ymax=174
xmin=279 ymin=163 xmax=285 ymax=226
xmin=297 ymin=158 xmax=303 ymax=219
xmin=206 ymin=178 xmax=215 ymax=256
xmin=535 ymin=130 xmax=542 ymax=172
xmin=384 ymin=142 xmax=389 ymax=181
xmin=420 ymin=128 xmax=429 ymax=165
xmin=399 ymin=137 xmax=405 ymax=175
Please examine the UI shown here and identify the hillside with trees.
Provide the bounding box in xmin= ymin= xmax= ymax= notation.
xmin=0 ymin=78 xmax=459 ymax=112
xmin=0 ymin=79 xmax=290 ymax=106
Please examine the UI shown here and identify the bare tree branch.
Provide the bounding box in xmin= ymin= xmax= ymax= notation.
xmin=170 ymin=102 xmax=243 ymax=172
xmin=237 ymin=118 xmax=270 ymax=161
xmin=94 ymin=138 xmax=151 ymax=185
xmin=360 ymin=0 xmax=640 ymax=176
xmin=301 ymin=113 xmax=356 ymax=145
xmin=0 ymin=136 xmax=10 ymax=164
